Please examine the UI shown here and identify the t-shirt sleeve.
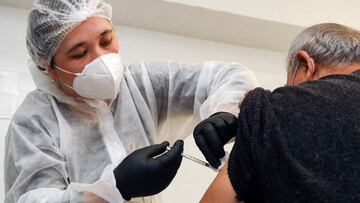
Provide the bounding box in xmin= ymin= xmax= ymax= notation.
xmin=227 ymin=87 xmax=273 ymax=202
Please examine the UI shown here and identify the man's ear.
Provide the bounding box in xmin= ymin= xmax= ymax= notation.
xmin=296 ymin=50 xmax=316 ymax=80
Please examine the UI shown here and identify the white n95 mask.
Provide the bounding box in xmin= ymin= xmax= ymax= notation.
xmin=54 ymin=53 xmax=123 ymax=100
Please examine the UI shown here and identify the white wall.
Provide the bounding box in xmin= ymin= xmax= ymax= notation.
xmin=0 ymin=5 xmax=287 ymax=203
xmin=165 ymin=0 xmax=360 ymax=30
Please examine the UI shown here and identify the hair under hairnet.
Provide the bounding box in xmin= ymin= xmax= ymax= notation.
xmin=26 ymin=0 xmax=112 ymax=70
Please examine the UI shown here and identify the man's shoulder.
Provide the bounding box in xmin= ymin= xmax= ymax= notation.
xmin=272 ymin=73 xmax=360 ymax=102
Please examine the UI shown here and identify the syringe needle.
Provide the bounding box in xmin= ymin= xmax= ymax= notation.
xmin=182 ymin=153 xmax=210 ymax=167
xmin=166 ymin=146 xmax=210 ymax=168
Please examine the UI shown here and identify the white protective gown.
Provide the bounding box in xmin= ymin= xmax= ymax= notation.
xmin=4 ymin=61 xmax=258 ymax=203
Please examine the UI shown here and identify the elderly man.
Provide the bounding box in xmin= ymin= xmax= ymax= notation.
xmin=194 ymin=23 xmax=360 ymax=202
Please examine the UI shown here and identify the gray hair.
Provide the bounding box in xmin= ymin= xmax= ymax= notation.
xmin=286 ymin=23 xmax=360 ymax=74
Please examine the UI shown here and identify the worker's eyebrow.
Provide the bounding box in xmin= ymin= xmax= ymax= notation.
xmin=101 ymin=29 xmax=113 ymax=36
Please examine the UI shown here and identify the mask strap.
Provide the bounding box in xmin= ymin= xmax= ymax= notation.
xmin=53 ymin=64 xmax=80 ymax=90
xmin=54 ymin=64 xmax=82 ymax=76
xmin=63 ymin=82 xmax=75 ymax=90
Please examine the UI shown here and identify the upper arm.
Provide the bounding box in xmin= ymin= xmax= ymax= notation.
xmin=127 ymin=61 xmax=258 ymax=142
xmin=4 ymin=121 xmax=68 ymax=201
xmin=195 ymin=61 xmax=258 ymax=118
xmin=201 ymin=163 xmax=242 ymax=203
xmin=129 ymin=61 xmax=258 ymax=120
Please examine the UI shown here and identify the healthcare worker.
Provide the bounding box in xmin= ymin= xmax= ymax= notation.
xmin=4 ymin=0 xmax=258 ymax=202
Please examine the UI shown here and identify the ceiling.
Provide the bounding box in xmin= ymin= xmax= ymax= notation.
xmin=0 ymin=0 xmax=305 ymax=52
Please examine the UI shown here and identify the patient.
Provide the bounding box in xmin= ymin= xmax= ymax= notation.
xmin=199 ymin=23 xmax=360 ymax=202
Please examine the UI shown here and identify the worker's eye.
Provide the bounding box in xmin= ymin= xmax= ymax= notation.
xmin=100 ymin=37 xmax=113 ymax=47
xmin=71 ymin=51 xmax=87 ymax=59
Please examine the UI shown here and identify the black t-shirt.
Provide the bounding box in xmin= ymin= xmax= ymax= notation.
xmin=228 ymin=70 xmax=360 ymax=203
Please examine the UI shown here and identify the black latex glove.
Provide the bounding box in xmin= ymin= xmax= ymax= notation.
xmin=193 ymin=112 xmax=238 ymax=168
xmin=114 ymin=140 xmax=183 ymax=200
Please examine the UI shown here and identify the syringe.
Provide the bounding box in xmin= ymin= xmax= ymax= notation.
xmin=166 ymin=146 xmax=210 ymax=168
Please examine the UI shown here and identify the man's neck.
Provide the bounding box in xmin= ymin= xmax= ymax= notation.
xmin=319 ymin=63 xmax=360 ymax=78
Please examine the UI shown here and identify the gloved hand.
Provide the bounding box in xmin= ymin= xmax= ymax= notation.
xmin=114 ymin=140 xmax=183 ymax=200
xmin=193 ymin=112 xmax=238 ymax=168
